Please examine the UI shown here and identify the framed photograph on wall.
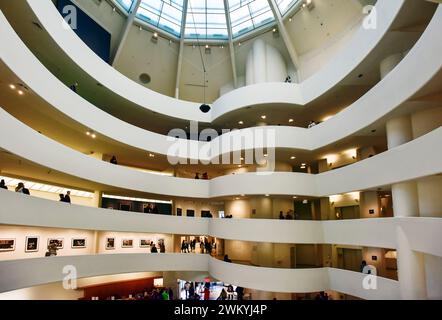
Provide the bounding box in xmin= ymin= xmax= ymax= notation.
xmin=0 ymin=238 xmax=16 ymax=252
xmin=48 ymin=238 xmax=64 ymax=249
xmin=140 ymin=239 xmax=151 ymax=248
xmin=119 ymin=203 xmax=131 ymax=211
xmin=71 ymin=238 xmax=87 ymax=249
xmin=105 ymin=237 xmax=115 ymax=250
xmin=25 ymin=236 xmax=39 ymax=252
xmin=121 ymin=239 xmax=133 ymax=248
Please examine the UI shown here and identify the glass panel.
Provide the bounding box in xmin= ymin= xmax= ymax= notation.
xmin=276 ymin=0 xmax=299 ymax=15
xmin=227 ymin=0 xmax=275 ymax=38
xmin=137 ymin=0 xmax=184 ymax=37
xmin=115 ymin=0 xmax=134 ymax=12
xmin=185 ymin=0 xmax=228 ymax=40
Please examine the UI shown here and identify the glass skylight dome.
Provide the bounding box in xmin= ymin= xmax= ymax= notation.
xmin=114 ymin=0 xmax=301 ymax=40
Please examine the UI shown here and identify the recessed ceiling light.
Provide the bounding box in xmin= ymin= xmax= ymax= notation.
xmin=153 ymin=32 xmax=158 ymax=38
xmin=293 ymin=196 xmax=298 ymax=199
xmin=240 ymin=157 xmax=244 ymax=161
xmin=205 ymin=44 xmax=209 ymax=49
xmin=149 ymin=153 xmax=155 ymax=158
xmin=235 ymin=197 xmax=240 ymax=200
xmin=301 ymin=163 xmax=306 ymax=166
xmin=9 ymin=84 xmax=16 ymax=90
xmin=261 ymin=115 xmax=266 ymax=119
xmin=238 ymin=120 xmax=244 ymax=125
xmin=18 ymin=90 xmax=24 ymax=95
xmin=264 ymin=154 xmax=268 ymax=157
xmin=86 ymin=131 xmax=90 ymax=136
xmin=91 ymin=133 xmax=96 ymax=139
xmin=237 ymin=165 xmax=241 ymax=168
xmin=265 ymin=194 xmax=270 ymax=197
xmin=290 ymin=156 xmax=296 ymax=160
xmin=289 ymin=119 xmax=294 ymax=123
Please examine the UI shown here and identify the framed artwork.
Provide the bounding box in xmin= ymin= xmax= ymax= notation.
xmin=48 ymin=238 xmax=64 ymax=249
xmin=25 ymin=236 xmax=39 ymax=252
xmin=0 ymin=238 xmax=16 ymax=252
xmin=186 ymin=209 xmax=195 ymax=217
xmin=140 ymin=239 xmax=151 ymax=248
xmin=121 ymin=239 xmax=133 ymax=248
xmin=176 ymin=208 xmax=182 ymax=216
xmin=106 ymin=237 xmax=115 ymax=250
xmin=71 ymin=238 xmax=87 ymax=249
xmin=119 ymin=203 xmax=131 ymax=211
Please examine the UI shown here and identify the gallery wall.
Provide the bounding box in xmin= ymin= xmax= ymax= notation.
xmin=0 ymin=225 xmax=174 ymax=260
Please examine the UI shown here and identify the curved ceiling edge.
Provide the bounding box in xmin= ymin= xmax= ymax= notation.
xmin=0 ymin=254 xmax=400 ymax=299
xmin=26 ymin=0 xmax=404 ymax=123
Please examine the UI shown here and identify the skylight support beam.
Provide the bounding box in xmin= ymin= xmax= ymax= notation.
xmin=111 ymin=0 xmax=142 ymax=66
xmin=223 ymin=0 xmax=238 ymax=89
xmin=175 ymin=0 xmax=189 ymax=98
xmin=267 ymin=0 xmax=300 ymax=72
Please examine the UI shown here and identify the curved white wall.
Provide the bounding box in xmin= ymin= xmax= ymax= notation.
xmin=25 ymin=0 xmax=405 ymax=122
xmin=2 ymin=4 xmax=441 ymax=162
xmin=245 ymin=39 xmax=287 ymax=85
xmin=1 ymin=105 xmax=441 ymax=200
xmin=1 ymin=190 xmax=441 ymax=258
xmin=0 ymin=254 xmax=208 ymax=293
xmin=0 ymin=254 xmax=400 ymax=299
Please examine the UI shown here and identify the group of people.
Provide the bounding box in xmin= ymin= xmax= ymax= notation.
xmin=144 ymin=203 xmax=159 ymax=214
xmin=59 ymin=191 xmax=71 ymax=203
xmin=279 ymin=210 xmax=298 ymax=220
xmin=194 ymin=172 xmax=208 ymax=180
xmin=181 ymin=238 xmax=214 ymax=254
xmin=217 ymin=285 xmax=245 ymax=300
xmin=1 ymin=180 xmax=32 ymax=195
xmin=314 ymin=291 xmax=331 ymax=300
xmin=150 ymin=241 xmax=165 ymax=253
xmin=308 ymin=120 xmax=318 ymax=128
xmin=97 ymin=287 xmax=174 ymax=301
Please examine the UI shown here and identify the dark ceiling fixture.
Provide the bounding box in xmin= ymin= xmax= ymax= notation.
xmin=199 ymin=104 xmax=210 ymax=113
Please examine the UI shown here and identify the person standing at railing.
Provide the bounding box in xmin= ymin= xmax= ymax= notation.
xmin=15 ymin=182 xmax=30 ymax=195
xmin=0 ymin=179 xmax=8 ymax=190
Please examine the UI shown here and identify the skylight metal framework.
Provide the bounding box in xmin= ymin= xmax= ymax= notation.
xmin=136 ymin=0 xmax=185 ymax=37
xmin=114 ymin=0 xmax=300 ymax=40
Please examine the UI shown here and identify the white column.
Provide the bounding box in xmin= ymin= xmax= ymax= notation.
xmin=386 ymin=116 xmax=413 ymax=149
xmin=245 ymin=39 xmax=287 ymax=85
xmin=385 ymin=106 xmax=426 ymax=299
xmin=391 ymin=182 xmax=419 ymax=218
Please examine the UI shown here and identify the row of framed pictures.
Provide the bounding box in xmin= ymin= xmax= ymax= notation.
xmin=105 ymin=238 xmax=164 ymax=250
xmin=0 ymin=237 xmax=166 ymax=252
xmin=0 ymin=237 xmax=87 ymax=253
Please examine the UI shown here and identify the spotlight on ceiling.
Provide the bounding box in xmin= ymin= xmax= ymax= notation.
xmin=199 ymin=104 xmax=211 ymax=113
